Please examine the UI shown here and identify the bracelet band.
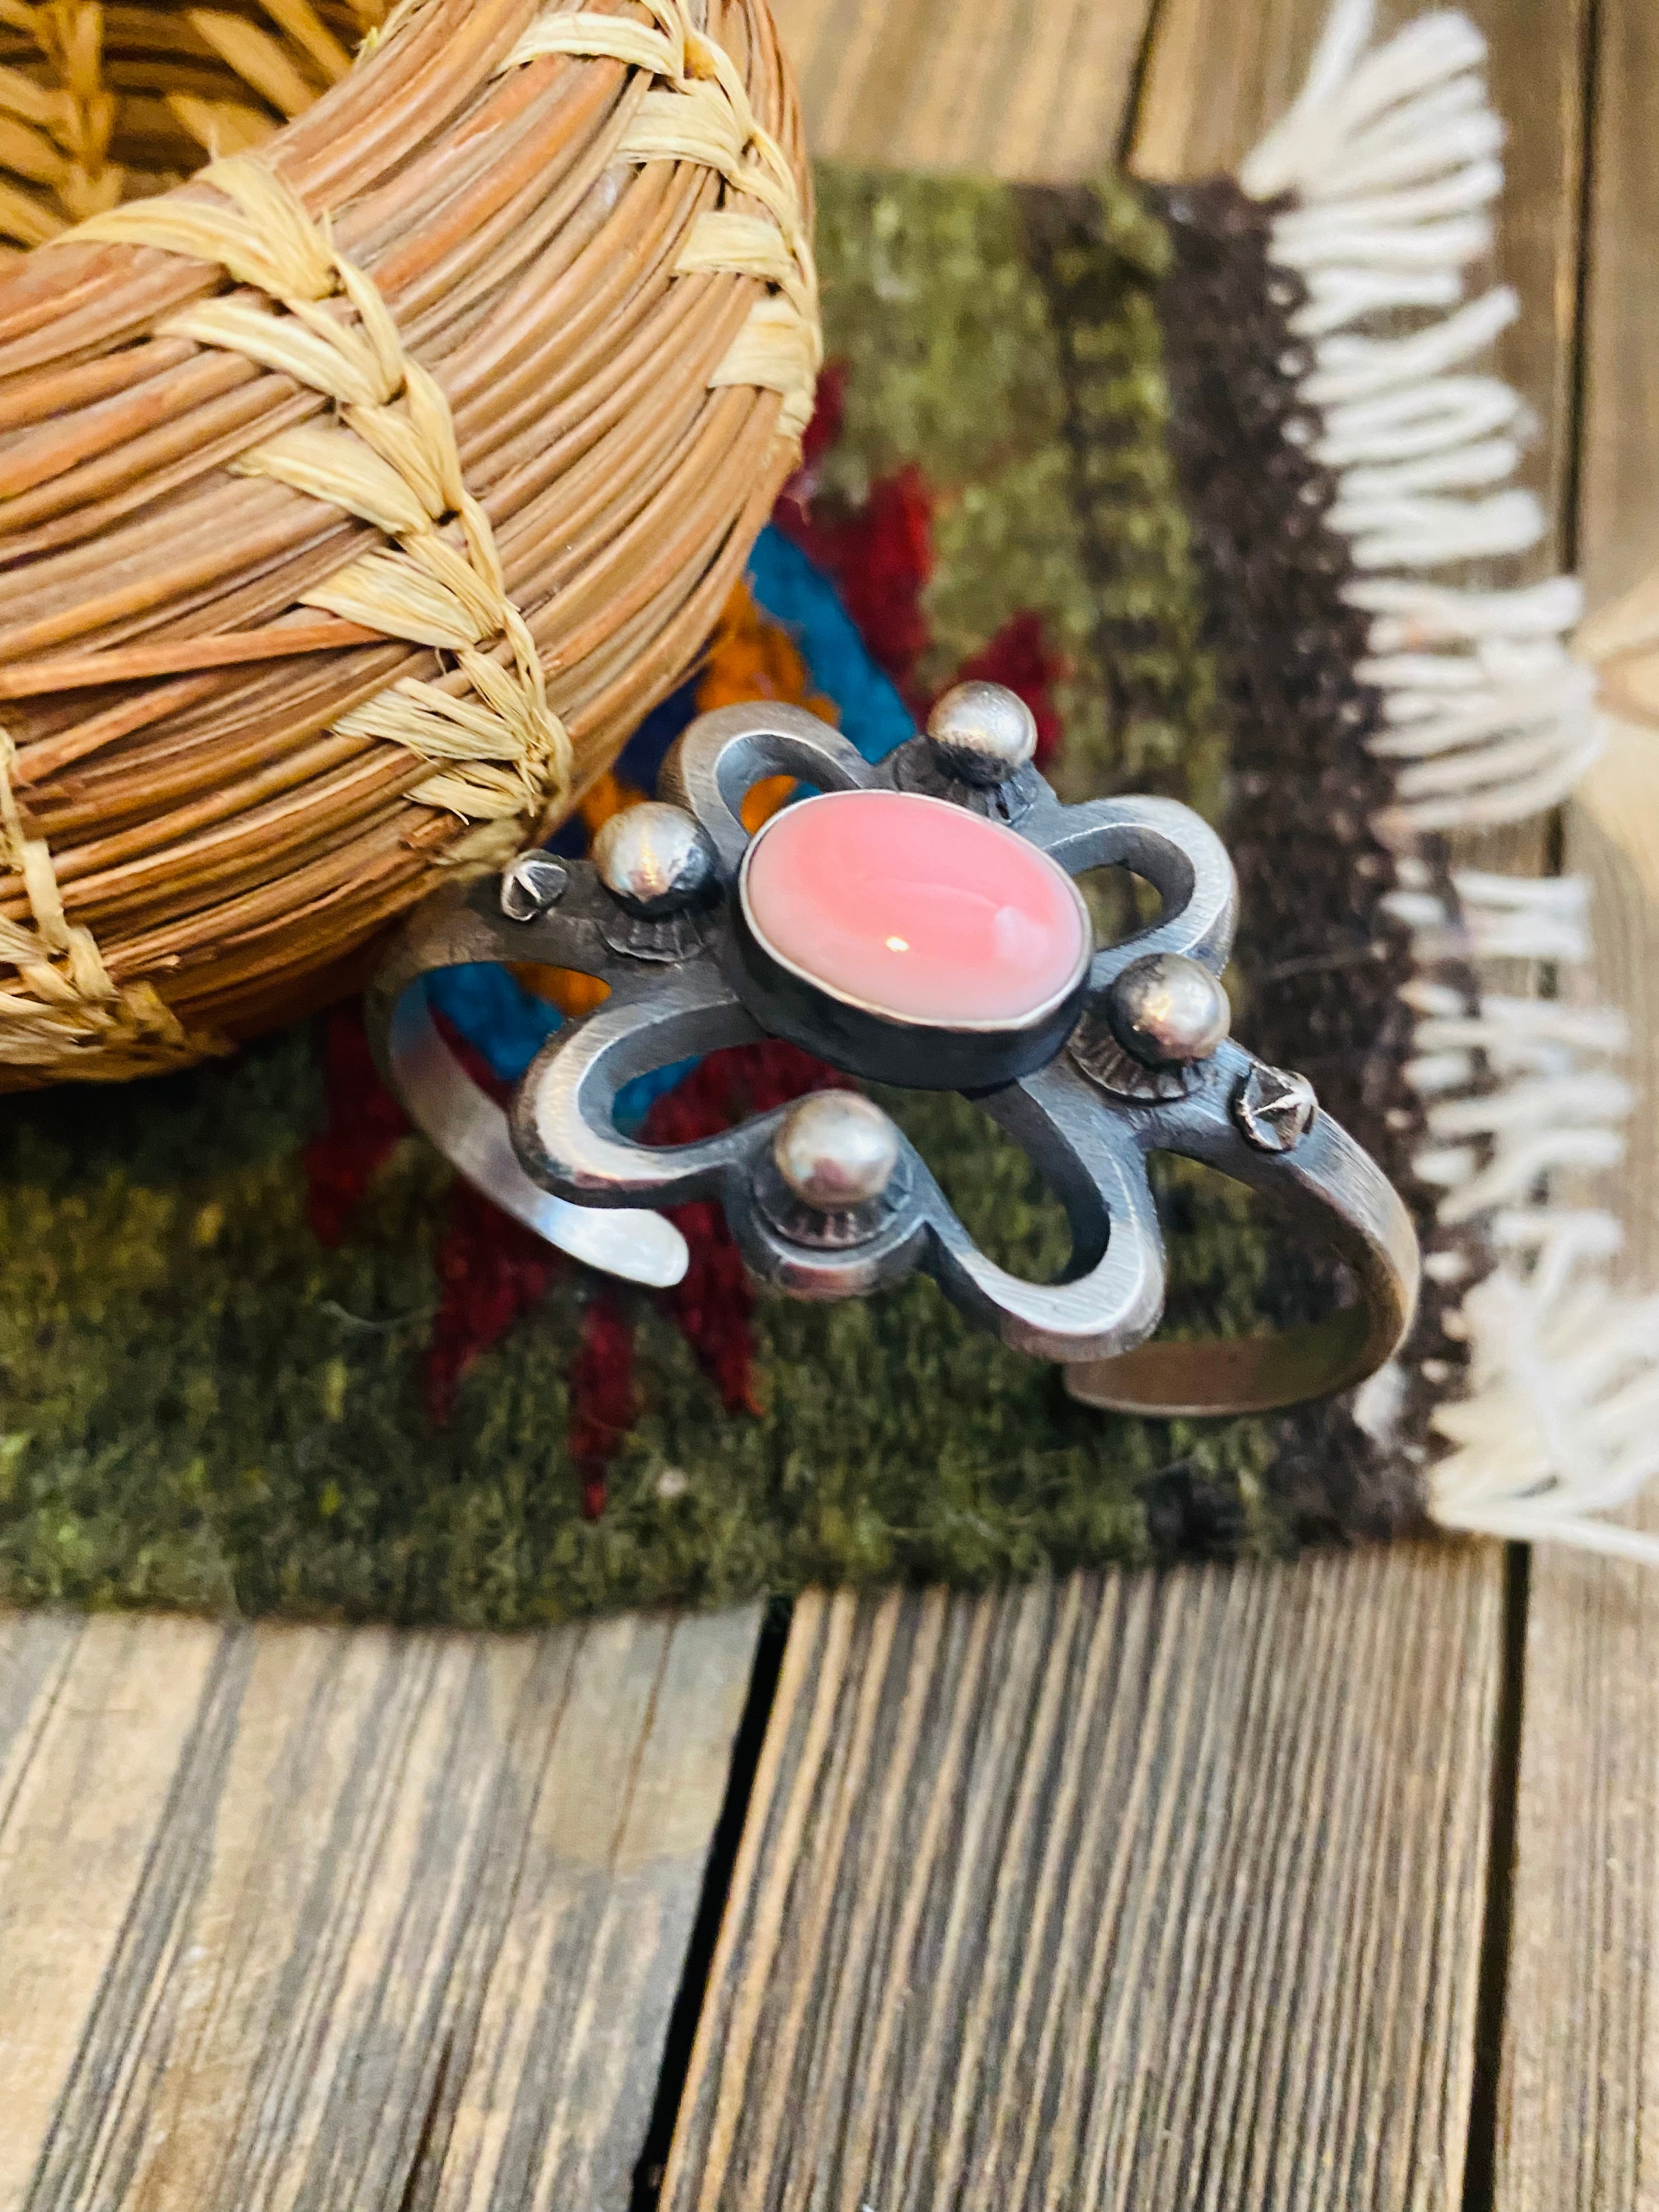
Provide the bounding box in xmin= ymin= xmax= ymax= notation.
xmin=368 ymin=692 xmax=1419 ymax=1413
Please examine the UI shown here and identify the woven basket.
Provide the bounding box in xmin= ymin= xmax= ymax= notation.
xmin=0 ymin=0 xmax=816 ymax=1086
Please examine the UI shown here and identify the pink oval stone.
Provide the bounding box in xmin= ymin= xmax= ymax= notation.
xmin=741 ymin=789 xmax=1090 ymax=1027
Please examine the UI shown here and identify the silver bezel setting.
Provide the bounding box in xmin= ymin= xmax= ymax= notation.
xmin=730 ymin=787 xmax=1094 ymax=1091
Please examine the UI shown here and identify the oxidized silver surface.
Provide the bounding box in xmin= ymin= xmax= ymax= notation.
xmin=1233 ymin=1062 xmax=1319 ymax=1153
xmin=499 ymin=851 xmax=569 ymax=922
xmin=368 ymin=692 xmax=1421 ymax=1413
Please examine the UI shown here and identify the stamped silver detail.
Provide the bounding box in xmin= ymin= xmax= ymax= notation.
xmin=891 ymin=736 xmax=1043 ymax=822
xmin=595 ymin=903 xmax=713 ymax=964
xmin=1234 ymin=1062 xmax=1318 ymax=1152
xmin=499 ymin=851 xmax=569 ymax=922
xmin=1069 ymin=1013 xmax=1203 ymax=1102
xmin=755 ymin=1093 xmax=906 ymax=1249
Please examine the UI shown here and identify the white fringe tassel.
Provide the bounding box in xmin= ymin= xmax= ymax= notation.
xmin=1242 ymin=0 xmax=1600 ymax=833
xmin=1244 ymin=1 xmax=1659 ymax=1562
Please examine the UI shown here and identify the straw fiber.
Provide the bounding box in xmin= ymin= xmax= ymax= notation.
xmin=0 ymin=0 xmax=814 ymax=1084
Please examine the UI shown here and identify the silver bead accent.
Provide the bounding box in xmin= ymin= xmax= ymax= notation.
xmin=499 ymin=850 xmax=569 ymax=922
xmin=925 ymin=680 xmax=1038 ymax=787
xmin=593 ymin=802 xmax=717 ymax=916
xmin=1106 ymin=953 xmax=1231 ymax=1068
xmin=772 ymin=1092 xmax=901 ymax=1211
xmin=1234 ymin=1063 xmax=1318 ymax=1153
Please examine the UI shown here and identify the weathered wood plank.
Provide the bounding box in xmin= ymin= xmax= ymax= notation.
xmin=0 ymin=1606 xmax=759 ymax=2212
xmin=1496 ymin=1538 xmax=1659 ymax=2212
xmin=1129 ymin=0 xmax=1312 ymax=183
xmin=0 ymin=1614 xmax=222 ymax=2212
xmin=1494 ymin=0 xmax=1659 ymax=2201
xmin=1565 ymin=732 xmax=1659 ymax=1285
xmin=767 ymin=0 xmax=1155 ymax=180
xmin=1570 ymin=0 xmax=1659 ymax=617
xmin=663 ymin=1564 xmax=1502 ymax=2211
xmin=1559 ymin=0 xmax=1659 ymax=1272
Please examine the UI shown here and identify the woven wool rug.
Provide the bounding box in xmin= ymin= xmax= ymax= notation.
xmin=3 ymin=7 xmax=1651 ymax=1623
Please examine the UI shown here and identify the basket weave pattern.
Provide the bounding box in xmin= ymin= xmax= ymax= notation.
xmin=0 ymin=0 xmax=815 ymax=1084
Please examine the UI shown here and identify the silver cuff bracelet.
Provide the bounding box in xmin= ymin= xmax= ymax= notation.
xmin=367 ymin=684 xmax=1418 ymax=1417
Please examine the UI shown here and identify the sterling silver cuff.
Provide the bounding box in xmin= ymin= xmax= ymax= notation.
xmin=366 ymin=685 xmax=1419 ymax=1415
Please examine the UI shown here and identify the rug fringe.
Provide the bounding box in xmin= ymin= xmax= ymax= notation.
xmin=1243 ymin=0 xmax=1659 ymax=1559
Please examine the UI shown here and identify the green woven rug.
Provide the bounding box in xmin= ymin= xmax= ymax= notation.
xmin=0 ymin=167 xmax=1405 ymax=1623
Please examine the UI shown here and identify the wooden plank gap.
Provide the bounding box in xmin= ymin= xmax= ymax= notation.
xmin=1560 ymin=0 xmax=1607 ymax=579
xmin=661 ymin=1557 xmax=1506 ymax=2211
xmin=1114 ymin=0 xmax=1174 ymax=172
xmin=1460 ymin=1544 xmax=1531 ymax=2212
xmin=630 ymin=1600 xmax=796 ymax=2212
xmin=0 ymin=1607 xmax=764 ymax=2212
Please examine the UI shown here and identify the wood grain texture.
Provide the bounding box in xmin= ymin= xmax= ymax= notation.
xmin=0 ymin=1605 xmax=759 ymax=2212
xmin=663 ymin=1563 xmax=1502 ymax=2211
xmin=1129 ymin=0 xmax=1316 ymax=181
xmin=1558 ymin=0 xmax=1659 ymax=1271
xmin=767 ymin=0 xmax=1155 ymax=179
xmin=1573 ymin=0 xmax=1659 ymax=614
xmin=1571 ymin=721 xmax=1659 ymax=1282
xmin=1494 ymin=2 xmax=1659 ymax=2203
xmin=1497 ymin=1539 xmax=1659 ymax=2211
